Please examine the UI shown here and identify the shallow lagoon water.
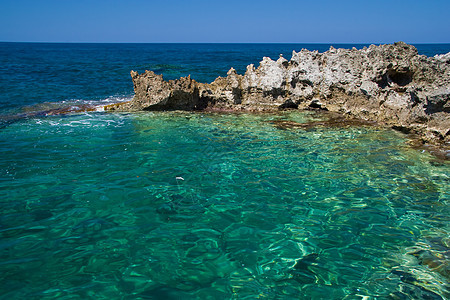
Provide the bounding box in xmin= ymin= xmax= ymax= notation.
xmin=0 ymin=110 xmax=448 ymax=299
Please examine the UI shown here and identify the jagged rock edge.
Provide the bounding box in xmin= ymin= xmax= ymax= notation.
xmin=107 ymin=42 xmax=450 ymax=149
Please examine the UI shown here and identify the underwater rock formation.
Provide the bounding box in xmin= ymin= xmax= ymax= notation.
xmin=112 ymin=42 xmax=450 ymax=146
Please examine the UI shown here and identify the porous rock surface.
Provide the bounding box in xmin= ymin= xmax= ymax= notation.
xmin=114 ymin=42 xmax=449 ymax=146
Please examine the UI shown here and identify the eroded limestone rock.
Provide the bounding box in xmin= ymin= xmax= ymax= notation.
xmin=113 ymin=42 xmax=450 ymax=146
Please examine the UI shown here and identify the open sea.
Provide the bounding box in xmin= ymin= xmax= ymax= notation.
xmin=0 ymin=43 xmax=449 ymax=299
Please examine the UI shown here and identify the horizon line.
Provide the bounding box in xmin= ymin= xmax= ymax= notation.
xmin=1 ymin=41 xmax=450 ymax=45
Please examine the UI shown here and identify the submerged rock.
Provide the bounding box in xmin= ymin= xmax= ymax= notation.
xmin=289 ymin=253 xmax=320 ymax=284
xmin=111 ymin=42 xmax=450 ymax=147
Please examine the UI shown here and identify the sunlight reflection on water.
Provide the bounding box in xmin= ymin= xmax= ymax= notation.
xmin=0 ymin=111 xmax=448 ymax=299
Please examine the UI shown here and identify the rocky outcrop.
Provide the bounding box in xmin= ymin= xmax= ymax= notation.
xmin=113 ymin=42 xmax=450 ymax=146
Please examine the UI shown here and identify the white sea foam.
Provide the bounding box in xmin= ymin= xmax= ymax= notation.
xmin=18 ymin=96 xmax=132 ymax=118
xmin=61 ymin=96 xmax=132 ymax=108
xmin=1 ymin=96 xmax=131 ymax=129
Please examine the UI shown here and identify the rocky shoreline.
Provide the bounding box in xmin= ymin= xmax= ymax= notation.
xmin=106 ymin=42 xmax=449 ymax=152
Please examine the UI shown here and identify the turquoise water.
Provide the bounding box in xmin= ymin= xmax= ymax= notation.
xmin=1 ymin=110 xmax=448 ymax=299
xmin=1 ymin=43 xmax=449 ymax=298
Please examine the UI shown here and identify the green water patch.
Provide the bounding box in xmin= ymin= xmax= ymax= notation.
xmin=0 ymin=111 xmax=448 ymax=299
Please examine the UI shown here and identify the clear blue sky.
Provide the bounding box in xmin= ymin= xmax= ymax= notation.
xmin=1 ymin=0 xmax=449 ymax=43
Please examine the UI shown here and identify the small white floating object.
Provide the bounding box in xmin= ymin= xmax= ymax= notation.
xmin=176 ymin=176 xmax=185 ymax=181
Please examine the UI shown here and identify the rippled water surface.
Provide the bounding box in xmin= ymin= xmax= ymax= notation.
xmin=0 ymin=111 xmax=448 ymax=299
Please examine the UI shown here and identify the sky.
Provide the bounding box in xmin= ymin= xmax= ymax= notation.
xmin=1 ymin=0 xmax=449 ymax=43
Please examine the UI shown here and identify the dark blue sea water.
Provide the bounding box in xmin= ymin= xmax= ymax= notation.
xmin=1 ymin=43 xmax=449 ymax=114
xmin=0 ymin=43 xmax=449 ymax=299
